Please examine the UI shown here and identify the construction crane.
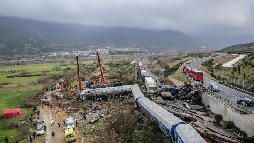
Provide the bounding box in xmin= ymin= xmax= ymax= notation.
xmin=96 ymin=50 xmax=106 ymax=83
xmin=76 ymin=55 xmax=82 ymax=91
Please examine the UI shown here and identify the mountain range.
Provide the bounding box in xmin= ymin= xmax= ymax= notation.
xmin=0 ymin=17 xmax=202 ymax=56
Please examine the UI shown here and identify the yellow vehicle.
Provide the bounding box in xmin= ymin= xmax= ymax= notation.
xmin=64 ymin=128 xmax=76 ymax=142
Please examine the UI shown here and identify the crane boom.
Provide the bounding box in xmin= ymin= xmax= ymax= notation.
xmin=96 ymin=50 xmax=106 ymax=83
xmin=76 ymin=55 xmax=82 ymax=91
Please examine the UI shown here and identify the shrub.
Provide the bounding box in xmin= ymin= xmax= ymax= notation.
xmin=225 ymin=121 xmax=234 ymax=129
xmin=240 ymin=131 xmax=247 ymax=138
xmin=215 ymin=114 xmax=223 ymax=124
xmin=52 ymin=65 xmax=61 ymax=71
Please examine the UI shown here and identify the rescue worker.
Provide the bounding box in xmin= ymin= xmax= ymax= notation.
xmin=30 ymin=116 xmax=33 ymax=122
xmin=41 ymin=118 xmax=44 ymax=123
xmin=43 ymin=123 xmax=46 ymax=130
xmin=58 ymin=122 xmax=61 ymax=127
xmin=52 ymin=131 xmax=55 ymax=138
xmin=37 ymin=109 xmax=40 ymax=115
xmin=4 ymin=137 xmax=8 ymax=143
xmin=32 ymin=132 xmax=36 ymax=139
xmin=50 ymin=119 xmax=55 ymax=126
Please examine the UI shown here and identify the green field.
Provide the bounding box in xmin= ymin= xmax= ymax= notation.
xmin=171 ymin=69 xmax=190 ymax=83
xmin=0 ymin=63 xmax=74 ymax=84
xmin=0 ymin=62 xmax=68 ymax=142
xmin=0 ymin=62 xmax=75 ymax=112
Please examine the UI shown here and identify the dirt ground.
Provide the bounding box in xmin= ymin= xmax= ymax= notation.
xmin=21 ymin=91 xmax=83 ymax=143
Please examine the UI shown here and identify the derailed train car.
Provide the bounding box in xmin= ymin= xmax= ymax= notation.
xmin=78 ymin=85 xmax=132 ymax=100
xmin=132 ymin=84 xmax=206 ymax=143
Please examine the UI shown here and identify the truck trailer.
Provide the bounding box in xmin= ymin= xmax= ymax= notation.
xmin=144 ymin=77 xmax=157 ymax=94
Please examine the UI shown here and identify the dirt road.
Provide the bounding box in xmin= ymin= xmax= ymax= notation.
xmin=20 ymin=91 xmax=83 ymax=143
xmin=29 ymin=92 xmax=65 ymax=143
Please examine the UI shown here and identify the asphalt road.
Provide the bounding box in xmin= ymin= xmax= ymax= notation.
xmin=190 ymin=56 xmax=254 ymax=113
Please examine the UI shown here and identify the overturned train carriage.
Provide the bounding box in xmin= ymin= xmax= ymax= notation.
xmin=78 ymin=85 xmax=132 ymax=100
xmin=132 ymin=84 xmax=206 ymax=143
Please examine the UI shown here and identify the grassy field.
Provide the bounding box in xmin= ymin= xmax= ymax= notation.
xmin=0 ymin=108 xmax=33 ymax=142
xmin=213 ymin=54 xmax=239 ymax=66
xmin=171 ymin=69 xmax=190 ymax=84
xmin=168 ymin=56 xmax=194 ymax=67
xmin=0 ymin=62 xmax=77 ymax=113
xmin=166 ymin=56 xmax=195 ymax=82
xmin=0 ymin=63 xmax=66 ymax=84
xmin=0 ymin=62 xmax=70 ymax=142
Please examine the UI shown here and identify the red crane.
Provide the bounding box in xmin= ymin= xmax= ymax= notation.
xmin=76 ymin=55 xmax=82 ymax=91
xmin=96 ymin=50 xmax=106 ymax=83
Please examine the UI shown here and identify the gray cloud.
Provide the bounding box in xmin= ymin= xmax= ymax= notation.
xmin=0 ymin=0 xmax=254 ymax=36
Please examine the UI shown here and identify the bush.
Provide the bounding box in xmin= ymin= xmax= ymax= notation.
xmin=52 ymin=65 xmax=61 ymax=71
xmin=215 ymin=63 xmax=222 ymax=69
xmin=210 ymin=72 xmax=215 ymax=78
xmin=108 ymin=71 xmax=120 ymax=79
xmin=202 ymin=59 xmax=214 ymax=68
xmin=232 ymin=126 xmax=240 ymax=133
xmin=215 ymin=114 xmax=223 ymax=124
xmin=240 ymin=131 xmax=247 ymax=138
xmin=5 ymin=118 xmax=20 ymax=129
xmin=225 ymin=121 xmax=234 ymax=129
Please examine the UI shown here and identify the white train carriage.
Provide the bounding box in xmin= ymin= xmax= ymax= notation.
xmin=132 ymin=84 xmax=206 ymax=143
xmin=175 ymin=124 xmax=206 ymax=143
xmin=132 ymin=84 xmax=145 ymax=99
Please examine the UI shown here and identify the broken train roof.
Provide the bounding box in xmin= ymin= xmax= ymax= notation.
xmin=78 ymin=85 xmax=132 ymax=97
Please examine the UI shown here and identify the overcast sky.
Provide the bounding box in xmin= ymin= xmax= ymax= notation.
xmin=0 ymin=0 xmax=254 ymax=36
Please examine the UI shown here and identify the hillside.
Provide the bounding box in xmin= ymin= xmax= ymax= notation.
xmin=0 ymin=17 xmax=202 ymax=56
xmin=221 ymin=42 xmax=254 ymax=53
xmin=193 ymin=35 xmax=254 ymax=50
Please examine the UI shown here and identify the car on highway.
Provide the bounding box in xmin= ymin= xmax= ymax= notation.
xmin=209 ymin=83 xmax=219 ymax=92
xmin=237 ymin=98 xmax=253 ymax=106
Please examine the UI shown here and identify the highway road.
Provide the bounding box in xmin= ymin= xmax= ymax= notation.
xmin=190 ymin=56 xmax=254 ymax=113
